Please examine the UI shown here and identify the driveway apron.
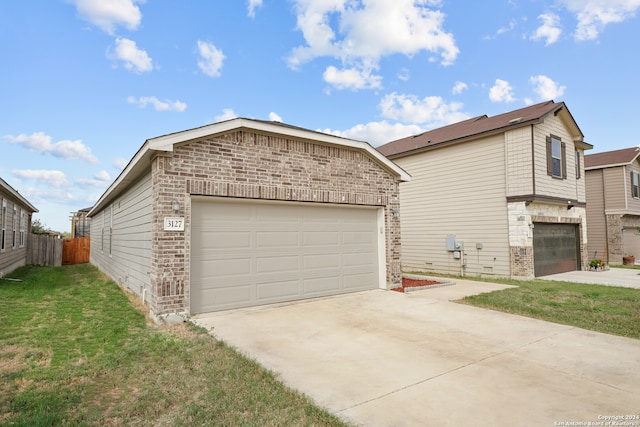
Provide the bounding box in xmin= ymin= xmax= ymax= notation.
xmin=193 ymin=282 xmax=640 ymax=426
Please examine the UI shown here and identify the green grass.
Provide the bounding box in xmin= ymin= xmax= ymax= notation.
xmin=0 ymin=264 xmax=349 ymax=426
xmin=454 ymin=276 xmax=640 ymax=340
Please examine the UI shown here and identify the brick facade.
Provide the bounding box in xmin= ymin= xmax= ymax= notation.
xmin=148 ymin=130 xmax=402 ymax=317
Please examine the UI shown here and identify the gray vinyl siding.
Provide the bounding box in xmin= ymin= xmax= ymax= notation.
xmin=585 ymin=169 xmax=607 ymax=261
xmin=628 ymin=161 xmax=640 ymax=211
xmin=90 ymin=172 xmax=152 ymax=300
xmin=534 ymin=115 xmax=584 ymax=202
xmin=394 ymin=134 xmax=511 ymax=277
xmin=603 ymin=167 xmax=627 ymax=210
xmin=0 ymin=193 xmax=31 ymax=277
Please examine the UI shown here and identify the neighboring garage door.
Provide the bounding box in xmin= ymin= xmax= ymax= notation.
xmin=623 ymin=227 xmax=640 ymax=262
xmin=533 ymin=223 xmax=580 ymax=276
xmin=190 ymin=198 xmax=380 ymax=313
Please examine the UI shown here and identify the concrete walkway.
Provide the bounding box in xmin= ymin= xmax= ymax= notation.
xmin=540 ymin=267 xmax=640 ymax=289
xmin=193 ymin=280 xmax=640 ymax=426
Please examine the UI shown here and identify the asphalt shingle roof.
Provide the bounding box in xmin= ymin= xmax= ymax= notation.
xmin=377 ymin=100 xmax=582 ymax=158
xmin=584 ymin=146 xmax=640 ymax=169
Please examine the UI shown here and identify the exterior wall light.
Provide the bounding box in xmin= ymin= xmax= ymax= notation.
xmin=171 ymin=199 xmax=180 ymax=213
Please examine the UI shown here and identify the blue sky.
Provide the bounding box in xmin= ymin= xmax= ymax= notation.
xmin=2 ymin=0 xmax=639 ymax=232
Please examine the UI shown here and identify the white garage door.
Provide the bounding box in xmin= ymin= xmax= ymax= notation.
xmin=190 ymin=198 xmax=381 ymax=313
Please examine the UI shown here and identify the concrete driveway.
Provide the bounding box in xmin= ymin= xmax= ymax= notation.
xmin=540 ymin=267 xmax=640 ymax=289
xmin=193 ymin=280 xmax=640 ymax=426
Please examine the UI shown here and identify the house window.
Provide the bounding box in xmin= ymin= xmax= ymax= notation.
xmin=19 ymin=210 xmax=25 ymax=247
xmin=12 ymin=207 xmax=17 ymax=248
xmin=546 ymin=135 xmax=566 ymax=179
xmin=109 ymin=205 xmax=113 ymax=256
xmin=632 ymin=172 xmax=639 ymax=199
xmin=575 ymin=150 xmax=581 ymax=179
xmin=1 ymin=200 xmax=6 ymax=251
xmin=101 ymin=210 xmax=105 ymax=252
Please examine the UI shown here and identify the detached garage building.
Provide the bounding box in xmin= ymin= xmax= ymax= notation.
xmin=88 ymin=118 xmax=409 ymax=321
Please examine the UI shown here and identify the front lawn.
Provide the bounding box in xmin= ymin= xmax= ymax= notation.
xmin=457 ymin=276 xmax=640 ymax=340
xmin=0 ymin=264 xmax=348 ymax=426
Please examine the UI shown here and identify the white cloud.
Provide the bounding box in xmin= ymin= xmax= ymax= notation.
xmin=21 ymin=186 xmax=75 ymax=205
xmin=11 ymin=169 xmax=70 ymax=188
xmin=485 ymin=19 xmax=517 ymax=40
xmin=95 ymin=170 xmax=111 ymax=182
xmin=70 ymin=0 xmax=143 ymax=34
xmin=559 ymin=0 xmax=640 ymax=40
xmin=247 ymin=0 xmax=263 ymax=17
xmin=323 ymin=65 xmax=382 ymax=90
xmin=113 ymin=157 xmax=128 ymax=170
xmin=127 ymin=96 xmax=187 ymax=112
xmin=75 ymin=170 xmax=112 ymax=187
xmin=268 ymin=112 xmax=283 ymax=122
xmin=4 ymin=132 xmax=98 ymax=164
xmin=530 ymin=13 xmax=562 ymax=45
xmin=197 ymin=40 xmax=225 ymax=77
xmin=452 ymin=81 xmax=468 ymax=94
xmin=397 ymin=68 xmax=410 ymax=81
xmin=288 ymin=0 xmax=458 ymax=90
xmin=489 ymin=79 xmax=516 ymax=103
xmin=379 ymin=93 xmax=469 ymax=126
xmin=320 ymin=121 xmax=425 ymax=147
xmin=215 ymin=108 xmax=237 ymax=122
xmin=111 ymin=38 xmax=153 ymax=73
xmin=529 ymin=75 xmax=566 ymax=100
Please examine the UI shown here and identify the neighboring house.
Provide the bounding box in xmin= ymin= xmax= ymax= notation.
xmin=88 ymin=118 xmax=409 ymax=322
xmin=70 ymin=207 xmax=91 ymax=238
xmin=584 ymin=147 xmax=640 ymax=264
xmin=377 ymin=100 xmax=592 ymax=279
xmin=0 ymin=177 xmax=38 ymax=277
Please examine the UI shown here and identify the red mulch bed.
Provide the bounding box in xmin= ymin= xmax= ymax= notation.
xmin=391 ymin=277 xmax=442 ymax=293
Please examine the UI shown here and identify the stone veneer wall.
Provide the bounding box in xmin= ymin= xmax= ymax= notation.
xmin=508 ymin=201 xmax=588 ymax=278
xmin=149 ymin=130 xmax=402 ymax=317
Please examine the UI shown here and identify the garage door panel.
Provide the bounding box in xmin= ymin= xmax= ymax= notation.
xmin=256 ymin=255 xmax=299 ymax=273
xmin=256 ymin=280 xmax=300 ymax=300
xmin=191 ymin=199 xmax=380 ymax=313
xmin=344 ymin=273 xmax=376 ymax=290
xmin=200 ymin=231 xmax=251 ymax=249
xmin=201 ymin=203 xmax=252 ymax=222
xmin=257 ymin=205 xmax=299 ymax=222
xmin=304 ymin=231 xmax=340 ymax=246
xmin=344 ymin=251 xmax=376 ymax=267
xmin=303 ymin=209 xmax=340 ymax=223
xmin=304 ymin=276 xmax=341 ymax=294
xmin=200 ymin=257 xmax=252 ymax=279
xmin=343 ymin=231 xmax=374 ymax=244
xmin=303 ymin=253 xmax=340 ymax=269
xmin=256 ymin=231 xmax=299 ymax=247
xmin=199 ymin=285 xmax=253 ymax=309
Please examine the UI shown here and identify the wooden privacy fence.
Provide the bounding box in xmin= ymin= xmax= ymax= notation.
xmin=62 ymin=236 xmax=90 ymax=265
xmin=27 ymin=234 xmax=63 ymax=267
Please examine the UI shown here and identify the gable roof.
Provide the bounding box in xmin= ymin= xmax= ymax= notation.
xmin=584 ymin=146 xmax=640 ymax=170
xmin=89 ymin=118 xmax=410 ymax=216
xmin=0 ymin=177 xmax=38 ymax=213
xmin=377 ymin=100 xmax=591 ymax=159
